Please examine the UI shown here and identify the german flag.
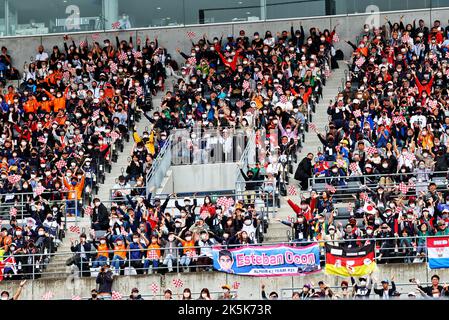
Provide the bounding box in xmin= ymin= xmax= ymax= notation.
xmin=325 ymin=242 xmax=377 ymax=277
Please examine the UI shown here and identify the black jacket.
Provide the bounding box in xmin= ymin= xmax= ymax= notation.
xmin=92 ymin=203 xmax=110 ymax=230
xmin=96 ymin=270 xmax=114 ymax=294
xmin=373 ymin=282 xmax=396 ymax=298
xmin=70 ymin=242 xmax=94 ymax=260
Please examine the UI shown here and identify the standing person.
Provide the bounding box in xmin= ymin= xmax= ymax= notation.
xmin=96 ymin=263 xmax=114 ymax=300
xmin=295 ymin=153 xmax=314 ymax=190
xmin=351 ymin=274 xmax=372 ymax=299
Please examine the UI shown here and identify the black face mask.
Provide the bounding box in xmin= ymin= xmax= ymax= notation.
xmin=91 ymin=294 xmax=97 ymax=298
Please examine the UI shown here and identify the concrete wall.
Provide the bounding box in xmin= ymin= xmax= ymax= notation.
xmin=0 ymin=263 xmax=445 ymax=300
xmin=2 ymin=7 xmax=449 ymax=73
xmin=170 ymin=163 xmax=239 ymax=194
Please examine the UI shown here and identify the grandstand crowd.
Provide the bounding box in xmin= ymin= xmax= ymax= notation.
xmin=0 ymin=15 xmax=447 ymax=297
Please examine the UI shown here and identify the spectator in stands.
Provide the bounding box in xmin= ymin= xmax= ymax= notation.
xmin=1 ymin=280 xmax=26 ymax=300
xmin=413 ymin=274 xmax=449 ymax=297
xmin=69 ymin=233 xmax=93 ymax=277
xmin=96 ymin=263 xmax=114 ymax=299
xmin=128 ymin=287 xmax=144 ymax=300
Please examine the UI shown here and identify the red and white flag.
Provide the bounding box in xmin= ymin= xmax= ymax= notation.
xmin=80 ymin=40 xmax=87 ymax=48
xmin=186 ymin=31 xmax=196 ymax=39
xmin=200 ymin=211 xmax=209 ymax=220
xmin=332 ymin=33 xmax=340 ymax=43
xmin=110 ymin=62 xmax=118 ymax=74
xmin=92 ymin=109 xmax=100 ymax=119
xmin=42 ymin=291 xmax=53 ymax=300
xmin=69 ymin=225 xmax=81 ymax=234
xmin=280 ymin=95 xmax=288 ymax=104
xmin=56 ymin=159 xmax=67 ymax=170
xmin=86 ymin=64 xmax=96 ymax=73
xmin=325 ymin=184 xmax=337 ymax=194
xmin=187 ymin=56 xmax=197 ymax=66
xmin=276 ymin=85 xmax=284 ymax=95
xmin=287 ymin=185 xmax=298 ymax=196
xmin=353 ymin=109 xmax=361 ymax=117
xmin=445 ymin=51 xmax=449 ymax=59
xmin=355 ymin=56 xmax=366 ymax=68
xmin=136 ymin=86 xmax=143 ymax=96
xmin=225 ymin=198 xmax=235 ymax=208
xmin=242 ymin=80 xmax=250 ymax=90
xmin=9 ymin=207 xmax=17 ymax=218
xmin=366 ymin=146 xmax=378 ymax=155
xmin=308 ymin=123 xmax=317 ymax=131
xmin=112 ymin=21 xmax=121 ymax=29
xmin=34 ymin=185 xmax=46 ymax=196
xmin=133 ymin=51 xmax=143 ymax=59
xmin=71 ymin=295 xmax=82 ymax=300
xmin=349 ymin=162 xmax=359 ymax=173
xmin=118 ymin=52 xmax=127 ymax=61
xmin=111 ymin=291 xmax=122 ymax=300
xmin=7 ymin=175 xmax=21 ymax=185
xmin=84 ymin=206 xmax=93 ymax=216
xmin=150 ymin=283 xmax=159 ymax=294
xmin=398 ymin=182 xmax=409 ymax=194
xmin=172 ymin=278 xmax=184 ymax=288
xmin=72 ymin=135 xmax=83 ymax=144
xmin=408 ymin=180 xmax=416 ymax=190
xmin=233 ymin=282 xmax=241 ymax=290
xmin=403 ymin=152 xmax=416 ymax=162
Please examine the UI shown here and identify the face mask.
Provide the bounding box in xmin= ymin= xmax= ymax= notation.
xmin=360 ymin=281 xmax=367 ymax=286
xmin=16 ymin=231 xmax=22 ymax=236
xmin=244 ymin=220 xmax=252 ymax=226
xmin=1 ymin=296 xmax=8 ymax=300
xmin=38 ymin=231 xmax=45 ymax=236
xmin=168 ymin=236 xmax=175 ymax=241
xmin=201 ymin=235 xmax=207 ymax=240
xmin=185 ymin=236 xmax=192 ymax=241
xmin=133 ymin=238 xmax=139 ymax=243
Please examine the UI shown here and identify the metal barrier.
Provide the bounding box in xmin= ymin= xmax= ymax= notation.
xmin=145 ymin=135 xmax=172 ymax=197
xmin=0 ymin=190 xmax=78 ymax=228
xmin=0 ymin=235 xmax=442 ymax=281
xmin=78 ymin=290 xmax=238 ymax=300
xmin=307 ymin=170 xmax=449 ymax=196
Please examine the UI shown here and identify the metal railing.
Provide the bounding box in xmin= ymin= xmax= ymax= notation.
xmin=145 ymin=135 xmax=173 ymax=198
xmin=0 ymin=235 xmax=442 ymax=281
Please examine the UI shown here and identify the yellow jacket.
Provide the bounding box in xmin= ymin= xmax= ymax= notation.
xmin=133 ymin=130 xmax=155 ymax=156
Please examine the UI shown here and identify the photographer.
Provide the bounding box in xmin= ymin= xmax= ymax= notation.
xmin=96 ymin=263 xmax=114 ymax=300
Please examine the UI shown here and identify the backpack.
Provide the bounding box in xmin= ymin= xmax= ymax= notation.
xmin=335 ymin=49 xmax=344 ymax=60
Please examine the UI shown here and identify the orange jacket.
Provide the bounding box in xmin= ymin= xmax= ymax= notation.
xmin=39 ymin=90 xmax=54 ymax=113
xmin=63 ymin=175 xmax=85 ymax=200
xmin=53 ymin=87 xmax=69 ymax=113
xmin=4 ymin=92 xmax=15 ymax=105
xmin=146 ymin=243 xmax=161 ymax=258
xmin=23 ymin=97 xmax=39 ymax=114
xmin=113 ymin=243 xmax=127 ymax=259
xmin=96 ymin=243 xmax=110 ymax=259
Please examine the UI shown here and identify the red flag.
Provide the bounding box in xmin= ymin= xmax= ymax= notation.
xmin=112 ymin=21 xmax=121 ymax=29
xmin=353 ymin=110 xmax=361 ymax=118
xmin=187 ymin=56 xmax=197 ymax=65
xmin=186 ymin=31 xmax=196 ymax=39
xmin=69 ymin=225 xmax=81 ymax=234
xmin=34 ymin=185 xmax=46 ymax=196
xmin=109 ymin=62 xmax=118 ymax=73
xmin=288 ymin=185 xmax=298 ymax=196
xmin=355 ymin=56 xmax=366 ymax=68
xmin=7 ymin=175 xmax=21 ymax=185
xmin=233 ymin=281 xmax=241 ymax=290
xmin=84 ymin=206 xmax=93 ymax=216
xmin=80 ymin=40 xmax=87 ymax=48
xmin=332 ymin=33 xmax=340 ymax=43
xmin=56 ymin=159 xmax=67 ymax=170
xmin=366 ymin=146 xmax=378 ymax=155
xmin=133 ymin=51 xmax=143 ymax=59
xmin=9 ymin=207 xmax=17 ymax=218
xmin=325 ymin=184 xmax=337 ymax=194
xmin=150 ymin=283 xmax=159 ymax=294
xmin=111 ymin=291 xmax=122 ymax=300
xmin=398 ymin=182 xmax=409 ymax=194
xmin=349 ymin=162 xmax=359 ymax=173
xmin=118 ymin=52 xmax=127 ymax=61
xmin=172 ymin=278 xmax=184 ymax=288
xmin=280 ymin=95 xmax=288 ymax=104
xmin=71 ymin=295 xmax=81 ymax=300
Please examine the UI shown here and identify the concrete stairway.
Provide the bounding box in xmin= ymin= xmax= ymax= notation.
xmin=40 ymin=80 xmax=172 ymax=279
xmin=264 ymin=65 xmax=348 ymax=243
